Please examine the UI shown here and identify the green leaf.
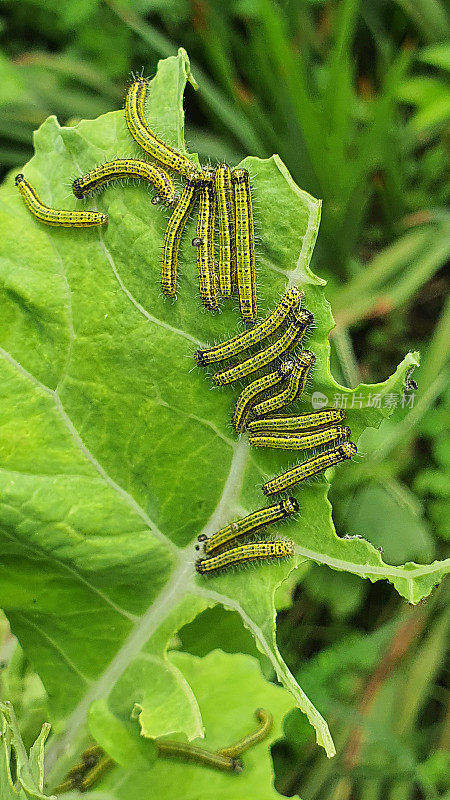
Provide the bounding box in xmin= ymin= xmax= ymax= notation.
xmin=0 ymin=638 xmax=48 ymax=752
xmin=294 ymin=621 xmax=397 ymax=716
xmin=302 ymin=565 xmax=365 ymax=618
xmin=0 ymin=53 xmax=31 ymax=109
xmin=88 ymin=649 xmax=296 ymax=798
xmin=413 ymin=95 xmax=450 ymax=131
xmin=419 ymin=43 xmax=450 ymax=71
xmin=0 ymin=48 xmax=448 ymax=775
xmin=397 ymin=75 xmax=449 ymax=107
xmin=417 ymin=750 xmax=450 ymax=795
xmin=0 ymin=701 xmax=54 ymax=799
xmin=336 ymin=480 xmax=434 ymax=565
xmin=393 ymin=0 xmax=450 ymax=43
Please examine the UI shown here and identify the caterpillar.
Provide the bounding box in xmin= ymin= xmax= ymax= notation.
xmin=212 ymin=309 xmax=314 ymax=386
xmin=262 ymin=442 xmax=358 ymax=495
xmin=156 ymin=741 xmax=242 ymax=773
xmin=249 ymin=425 xmax=351 ymax=450
xmin=192 ymin=169 xmax=218 ymax=310
xmin=218 ymin=709 xmax=273 ymax=757
xmin=54 ymin=739 xmax=241 ymax=792
xmin=250 ymin=350 xmax=315 ymax=417
xmin=161 ymin=176 xmax=199 ymax=297
xmin=125 ymin=79 xmax=199 ymax=179
xmin=404 ymin=366 xmax=418 ymax=391
xmin=247 ymin=408 xmax=345 ymax=433
xmin=15 ymin=174 xmax=107 ymax=227
xmin=215 ymin=163 xmax=236 ymax=298
xmin=194 ymin=286 xmax=303 ymax=366
xmin=77 ymin=756 xmax=115 ymax=792
xmin=200 ymin=497 xmax=298 ymax=556
xmin=53 ymin=745 xmax=113 ymax=794
xmin=232 ymin=361 xmax=293 ymax=433
xmin=72 ymin=159 xmax=177 ymax=207
xmin=196 ymin=540 xmax=295 ymax=573
xmin=232 ymin=168 xmax=256 ymax=322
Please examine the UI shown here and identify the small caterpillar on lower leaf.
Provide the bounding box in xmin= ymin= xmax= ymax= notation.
xmin=15 ymin=174 xmax=108 ymax=227
xmin=54 ymin=738 xmax=242 ymax=792
xmin=156 ymin=741 xmax=242 ymax=773
xmin=262 ymin=442 xmax=357 ymax=495
xmin=72 ymin=159 xmax=178 ymax=207
xmin=196 ymin=539 xmax=295 ymax=573
xmin=53 ymin=745 xmax=113 ymax=794
xmin=404 ymin=366 xmax=418 ymax=391
xmin=200 ymin=497 xmax=298 ymax=556
xmin=217 ymin=709 xmax=273 ymax=758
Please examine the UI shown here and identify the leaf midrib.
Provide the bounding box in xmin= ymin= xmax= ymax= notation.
xmin=40 ymin=434 xmax=251 ymax=772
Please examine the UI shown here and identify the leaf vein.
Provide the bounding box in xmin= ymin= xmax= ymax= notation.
xmin=0 ymin=524 xmax=140 ymax=622
xmin=0 ymin=347 xmax=177 ymax=555
xmin=13 ymin=611 xmax=95 ymax=685
xmin=97 ymin=231 xmax=206 ymax=348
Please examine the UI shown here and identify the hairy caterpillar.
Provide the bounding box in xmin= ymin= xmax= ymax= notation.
xmin=15 ymin=174 xmax=107 ymax=227
xmin=232 ymin=168 xmax=256 ymax=322
xmin=193 ymin=169 xmax=218 ymax=309
xmin=249 ymin=425 xmax=351 ymax=450
xmin=201 ymin=497 xmax=298 ymax=555
xmin=72 ymin=159 xmax=177 ymax=207
xmin=262 ymin=442 xmax=357 ymax=495
xmin=215 ymin=163 xmax=236 ymax=298
xmin=194 ymin=286 xmax=303 ymax=366
xmin=125 ymin=79 xmax=199 ymax=179
xmin=251 ymin=350 xmax=315 ymax=417
xmin=247 ymin=408 xmax=345 ymax=433
xmin=161 ymin=177 xmax=199 ymax=297
xmin=212 ymin=310 xmax=314 ymax=386
xmin=196 ymin=539 xmax=295 ymax=573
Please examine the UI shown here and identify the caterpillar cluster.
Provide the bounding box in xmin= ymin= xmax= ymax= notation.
xmin=15 ymin=78 xmax=257 ymax=323
xmin=195 ymin=287 xmax=357 ymax=573
xmin=124 ymin=77 xmax=256 ymax=318
xmin=14 ymin=73 xmax=359 ymax=580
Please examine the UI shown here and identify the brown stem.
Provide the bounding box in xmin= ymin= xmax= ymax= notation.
xmin=344 ymin=608 xmax=426 ymax=770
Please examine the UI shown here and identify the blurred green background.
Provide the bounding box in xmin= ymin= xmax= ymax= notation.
xmin=0 ymin=0 xmax=448 ymax=798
